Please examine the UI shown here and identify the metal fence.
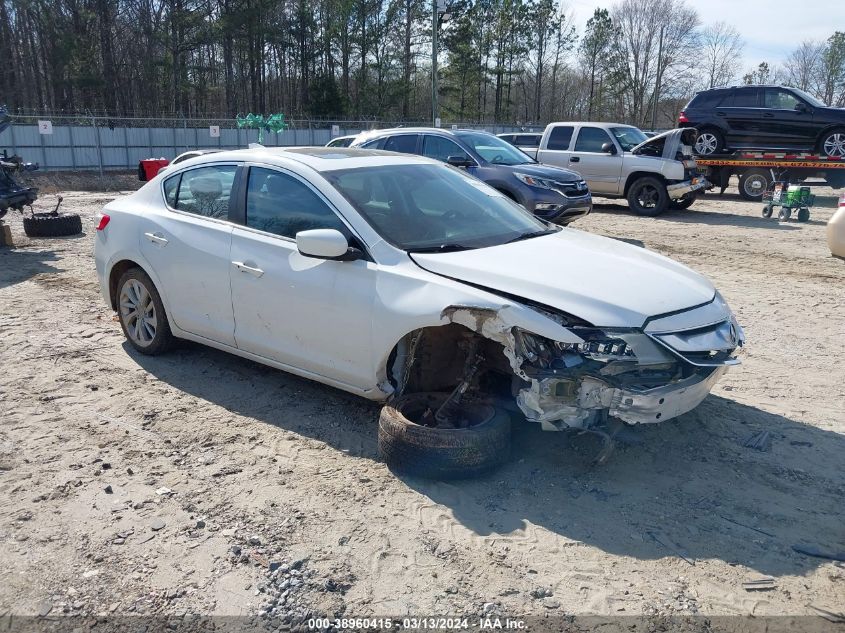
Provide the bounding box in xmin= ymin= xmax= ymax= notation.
xmin=0 ymin=114 xmax=537 ymax=173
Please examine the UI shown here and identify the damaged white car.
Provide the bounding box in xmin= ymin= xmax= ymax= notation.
xmin=94 ymin=147 xmax=743 ymax=478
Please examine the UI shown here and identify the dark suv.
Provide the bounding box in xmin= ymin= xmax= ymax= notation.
xmin=679 ymin=85 xmax=845 ymax=157
xmin=351 ymin=128 xmax=592 ymax=224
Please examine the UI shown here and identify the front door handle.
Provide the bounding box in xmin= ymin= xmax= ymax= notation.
xmin=716 ymin=111 xmax=726 ymax=117
xmin=763 ymin=112 xmax=774 ymax=117
xmin=144 ymin=232 xmax=168 ymax=246
xmin=570 ymin=156 xmax=580 ymax=163
xmin=232 ymin=261 xmax=264 ymax=278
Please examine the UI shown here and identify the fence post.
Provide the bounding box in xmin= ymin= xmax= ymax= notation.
xmin=93 ymin=116 xmax=104 ymax=177
xmin=38 ymin=120 xmax=48 ymax=171
xmin=68 ymin=124 xmax=77 ymax=169
xmin=123 ymin=126 xmax=130 ymax=169
xmin=148 ymin=126 xmax=154 ymax=158
xmin=309 ymin=120 xmax=314 ymax=146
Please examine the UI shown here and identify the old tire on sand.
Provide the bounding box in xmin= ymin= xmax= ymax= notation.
xmin=23 ymin=213 xmax=82 ymax=237
xmin=378 ymin=392 xmax=511 ymax=479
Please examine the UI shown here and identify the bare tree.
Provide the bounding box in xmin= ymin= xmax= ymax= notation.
xmin=700 ymin=21 xmax=743 ymax=88
xmin=784 ymin=41 xmax=823 ymax=92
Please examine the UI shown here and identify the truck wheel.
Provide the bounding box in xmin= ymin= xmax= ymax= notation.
xmin=819 ymin=128 xmax=845 ymax=158
xmin=627 ymin=177 xmax=669 ymax=216
xmin=694 ymin=128 xmax=724 ymax=155
xmin=22 ymin=213 xmax=83 ymax=237
xmin=738 ymin=169 xmax=771 ymax=201
xmin=378 ymin=392 xmax=511 ymax=479
xmin=669 ymin=196 xmax=696 ymax=210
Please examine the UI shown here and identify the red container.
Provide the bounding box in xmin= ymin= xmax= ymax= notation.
xmin=138 ymin=158 xmax=170 ymax=181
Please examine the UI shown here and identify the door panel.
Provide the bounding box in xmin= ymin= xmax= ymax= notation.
xmin=759 ymin=88 xmax=819 ymax=149
xmin=229 ymin=166 xmax=376 ymax=387
xmin=140 ymin=165 xmax=238 ymax=346
xmin=721 ymin=87 xmax=765 ymax=146
xmin=568 ymin=126 xmax=623 ymax=194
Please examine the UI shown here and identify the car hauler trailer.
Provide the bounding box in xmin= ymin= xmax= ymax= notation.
xmin=696 ymin=152 xmax=845 ymax=201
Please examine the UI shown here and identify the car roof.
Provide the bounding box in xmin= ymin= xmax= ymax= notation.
xmin=167 ymin=146 xmax=440 ymax=172
xmin=546 ymin=122 xmax=637 ymax=129
xmin=354 ymin=127 xmax=497 ymax=141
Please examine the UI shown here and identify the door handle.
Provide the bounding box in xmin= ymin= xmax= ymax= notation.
xmin=144 ymin=232 xmax=168 ymax=246
xmin=570 ymin=156 xmax=580 ymax=163
xmin=763 ymin=112 xmax=774 ymax=117
xmin=232 ymin=261 xmax=264 ymax=278
xmin=716 ymin=111 xmax=726 ymax=117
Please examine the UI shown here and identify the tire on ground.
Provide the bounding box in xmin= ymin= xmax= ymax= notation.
xmin=669 ymin=196 xmax=696 ymax=210
xmin=378 ymin=392 xmax=511 ymax=479
xmin=626 ymin=176 xmax=669 ymax=216
xmin=23 ymin=213 xmax=83 ymax=237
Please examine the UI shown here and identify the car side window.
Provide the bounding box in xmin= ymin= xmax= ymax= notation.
xmin=360 ymin=138 xmax=385 ymax=149
xmin=163 ymin=174 xmax=180 ymax=207
xmin=729 ymin=88 xmax=760 ymax=107
xmin=422 ymin=135 xmax=472 ymax=163
xmin=547 ymin=126 xmax=574 ymax=150
xmin=765 ymin=89 xmax=801 ymax=109
xmin=172 ymin=165 xmax=237 ymax=219
xmin=383 ymin=135 xmax=419 ymax=153
xmin=245 ymin=167 xmax=346 ymax=239
xmin=574 ymin=127 xmax=613 ymax=153
xmin=516 ymin=135 xmax=540 ymax=147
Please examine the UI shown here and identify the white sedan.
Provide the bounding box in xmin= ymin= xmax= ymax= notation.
xmin=95 ymin=147 xmax=743 ymax=477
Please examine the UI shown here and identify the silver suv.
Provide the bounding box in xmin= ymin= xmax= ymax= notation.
xmin=536 ymin=123 xmax=707 ymax=216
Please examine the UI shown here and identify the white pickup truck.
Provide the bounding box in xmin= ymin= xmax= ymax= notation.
xmin=536 ymin=122 xmax=707 ymax=216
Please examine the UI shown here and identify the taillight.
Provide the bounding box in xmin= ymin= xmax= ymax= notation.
xmin=678 ymin=111 xmax=689 ymax=124
xmin=96 ymin=214 xmax=110 ymax=231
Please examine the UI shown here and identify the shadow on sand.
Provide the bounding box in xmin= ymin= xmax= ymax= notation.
xmin=129 ymin=341 xmax=845 ymax=580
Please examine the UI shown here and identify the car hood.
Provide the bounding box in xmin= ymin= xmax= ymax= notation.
xmin=410 ymin=229 xmax=715 ymax=328
xmin=630 ymin=128 xmax=698 ymax=159
xmin=503 ymin=162 xmax=582 ymax=182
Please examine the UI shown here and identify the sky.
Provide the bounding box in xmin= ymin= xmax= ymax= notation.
xmin=566 ymin=0 xmax=845 ymax=75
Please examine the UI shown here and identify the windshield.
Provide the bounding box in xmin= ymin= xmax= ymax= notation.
xmin=456 ymin=132 xmax=536 ymax=165
xmin=610 ymin=126 xmax=649 ymax=151
xmin=324 ymin=164 xmax=553 ymax=251
xmin=791 ymin=88 xmax=826 ymax=108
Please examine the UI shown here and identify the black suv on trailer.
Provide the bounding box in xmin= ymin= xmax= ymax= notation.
xmin=679 ymin=85 xmax=845 ymax=158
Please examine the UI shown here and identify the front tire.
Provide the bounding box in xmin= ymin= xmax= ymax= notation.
xmin=627 ymin=177 xmax=669 ymax=216
xmin=116 ymin=268 xmax=174 ymax=355
xmin=694 ymin=128 xmax=724 ymax=156
xmin=378 ymin=392 xmax=511 ymax=479
xmin=819 ymin=128 xmax=845 ymax=158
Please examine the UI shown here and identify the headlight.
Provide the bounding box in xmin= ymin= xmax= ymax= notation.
xmin=514 ymin=172 xmax=556 ymax=190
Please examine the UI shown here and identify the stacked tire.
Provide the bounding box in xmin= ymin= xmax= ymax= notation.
xmin=23 ymin=213 xmax=83 ymax=237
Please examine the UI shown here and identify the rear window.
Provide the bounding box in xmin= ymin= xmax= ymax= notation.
xmin=546 ymin=126 xmax=574 ymax=150
xmin=515 ymin=135 xmax=540 ymax=147
xmin=688 ymin=90 xmax=727 ymax=109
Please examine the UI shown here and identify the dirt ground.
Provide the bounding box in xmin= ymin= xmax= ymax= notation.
xmin=1 ymin=180 xmax=843 ymax=628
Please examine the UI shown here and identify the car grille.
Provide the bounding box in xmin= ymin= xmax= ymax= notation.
xmin=554 ymin=180 xmax=589 ymax=197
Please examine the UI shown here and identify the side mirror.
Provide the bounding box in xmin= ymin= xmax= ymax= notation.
xmin=296 ymin=229 xmax=362 ymax=261
xmin=601 ymin=142 xmax=617 ymax=155
xmin=447 ymin=155 xmax=475 ymax=168
xmin=794 ymin=102 xmax=809 ymax=113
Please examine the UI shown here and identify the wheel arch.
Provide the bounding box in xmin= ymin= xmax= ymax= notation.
xmin=107 ymin=256 xmax=165 ymax=312
xmin=623 ymin=171 xmax=667 ymax=196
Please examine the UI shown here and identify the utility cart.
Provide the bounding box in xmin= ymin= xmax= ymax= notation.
xmin=762 ymin=182 xmax=814 ymax=222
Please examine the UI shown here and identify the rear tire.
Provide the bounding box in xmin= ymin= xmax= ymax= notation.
xmin=378 ymin=392 xmax=511 ymax=479
xmin=738 ymin=169 xmax=771 ymax=201
xmin=627 ymin=177 xmax=669 ymax=216
xmin=819 ymin=128 xmax=845 ymax=158
xmin=22 ymin=213 xmax=82 ymax=237
xmin=694 ymin=128 xmax=725 ymax=156
xmin=116 ymin=268 xmax=174 ymax=355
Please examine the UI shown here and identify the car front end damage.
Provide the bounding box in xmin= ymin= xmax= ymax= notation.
xmin=631 ymin=127 xmax=709 ymax=200
xmin=395 ymin=293 xmax=743 ymax=432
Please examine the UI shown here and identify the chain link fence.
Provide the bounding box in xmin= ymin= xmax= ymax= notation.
xmin=0 ymin=113 xmax=538 ymax=173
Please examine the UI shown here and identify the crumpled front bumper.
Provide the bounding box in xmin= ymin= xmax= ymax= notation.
xmin=666 ymin=177 xmax=709 ymax=199
xmin=609 ymin=365 xmax=727 ymax=424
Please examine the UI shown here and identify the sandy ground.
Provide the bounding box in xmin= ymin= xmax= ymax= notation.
xmin=1 ymin=181 xmax=844 ymax=627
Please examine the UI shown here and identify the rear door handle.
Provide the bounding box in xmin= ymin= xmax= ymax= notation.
xmin=763 ymin=112 xmax=774 ymax=117
xmin=570 ymin=156 xmax=580 ymax=163
xmin=232 ymin=261 xmax=264 ymax=278
xmin=144 ymin=232 xmax=168 ymax=246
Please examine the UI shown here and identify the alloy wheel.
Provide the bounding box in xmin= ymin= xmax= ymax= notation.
xmin=636 ymin=184 xmax=660 ymax=208
xmin=119 ymin=278 xmax=157 ymax=347
xmin=822 ymin=133 xmax=845 ymax=158
xmin=695 ymin=132 xmax=718 ymax=155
